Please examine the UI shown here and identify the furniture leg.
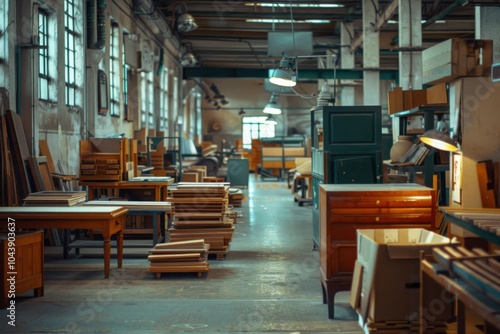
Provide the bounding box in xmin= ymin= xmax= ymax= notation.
xmin=152 ymin=213 xmax=159 ymax=246
xmin=457 ymin=300 xmax=466 ymax=334
xmin=34 ymin=286 xmax=44 ymax=297
xmin=103 ymin=234 xmax=111 ymax=278
xmin=117 ymin=230 xmax=123 ymax=269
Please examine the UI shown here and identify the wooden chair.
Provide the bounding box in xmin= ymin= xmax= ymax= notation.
xmin=39 ymin=140 xmax=77 ymax=191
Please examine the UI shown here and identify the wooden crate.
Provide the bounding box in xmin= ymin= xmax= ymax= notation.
xmin=423 ymin=38 xmax=493 ymax=85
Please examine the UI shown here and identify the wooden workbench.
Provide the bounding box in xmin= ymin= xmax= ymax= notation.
xmin=0 ymin=206 xmax=128 ymax=278
xmin=79 ymin=178 xmax=173 ymax=201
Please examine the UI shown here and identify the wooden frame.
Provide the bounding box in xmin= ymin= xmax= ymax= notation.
xmin=28 ymin=156 xmax=55 ymax=192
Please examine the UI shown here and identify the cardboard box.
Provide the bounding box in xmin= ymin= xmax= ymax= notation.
xmin=387 ymin=83 xmax=448 ymax=115
xmin=352 ymin=228 xmax=457 ymax=324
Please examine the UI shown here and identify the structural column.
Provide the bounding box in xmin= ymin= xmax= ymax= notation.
xmin=475 ymin=7 xmax=500 ymax=63
xmin=362 ymin=0 xmax=380 ymax=106
xmin=394 ymin=0 xmax=422 ymax=137
xmin=340 ymin=22 xmax=356 ymax=106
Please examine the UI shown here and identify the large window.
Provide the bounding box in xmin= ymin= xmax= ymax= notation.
xmin=64 ymin=0 xmax=78 ymax=106
xmin=0 ymin=0 xmax=8 ymax=87
xmin=141 ymin=71 xmax=154 ymax=128
xmin=38 ymin=10 xmax=50 ymax=101
xmin=159 ymin=68 xmax=169 ymax=131
xmin=122 ymin=35 xmax=129 ymax=120
xmin=242 ymin=116 xmax=276 ymax=150
xmin=109 ymin=22 xmax=120 ymax=116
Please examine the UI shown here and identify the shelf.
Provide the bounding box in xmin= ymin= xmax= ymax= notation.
xmin=384 ymin=162 xmax=449 ymax=173
xmin=391 ymin=105 xmax=449 ymax=117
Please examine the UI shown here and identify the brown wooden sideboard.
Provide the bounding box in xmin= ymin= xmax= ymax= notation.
xmin=319 ymin=183 xmax=436 ymax=319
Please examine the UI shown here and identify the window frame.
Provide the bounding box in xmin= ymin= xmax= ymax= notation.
xmin=64 ymin=0 xmax=79 ymax=106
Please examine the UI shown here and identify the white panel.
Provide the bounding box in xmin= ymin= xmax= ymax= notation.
xmin=267 ymin=32 xmax=313 ymax=57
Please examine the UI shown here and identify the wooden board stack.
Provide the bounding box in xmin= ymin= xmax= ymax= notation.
xmin=363 ymin=320 xmax=447 ymax=333
xmin=23 ymin=191 xmax=87 ymax=206
xmin=147 ymin=239 xmax=210 ymax=278
xmin=168 ymin=183 xmax=234 ymax=260
xmin=228 ymin=188 xmax=244 ymax=207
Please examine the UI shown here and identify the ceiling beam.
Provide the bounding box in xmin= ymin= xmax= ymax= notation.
xmin=183 ymin=67 xmax=399 ymax=80
xmin=350 ymin=0 xmax=399 ymax=52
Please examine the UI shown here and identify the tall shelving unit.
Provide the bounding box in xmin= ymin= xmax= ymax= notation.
xmin=311 ymin=106 xmax=382 ymax=250
xmin=387 ymin=105 xmax=449 ymax=205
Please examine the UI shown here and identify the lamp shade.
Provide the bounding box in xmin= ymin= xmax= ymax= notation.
xmin=263 ymin=94 xmax=281 ymax=114
xmin=269 ymin=56 xmax=296 ymax=87
xmin=177 ymin=12 xmax=198 ymax=32
xmin=419 ymin=129 xmax=459 ymax=152
xmin=269 ymin=68 xmax=297 ymax=87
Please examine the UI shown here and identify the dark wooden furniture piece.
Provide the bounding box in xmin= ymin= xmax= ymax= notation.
xmin=319 ymin=183 xmax=436 ymax=319
xmin=0 ymin=206 xmax=128 ymax=278
xmin=1 ymin=231 xmax=44 ymax=308
xmin=311 ymin=106 xmax=382 ymax=250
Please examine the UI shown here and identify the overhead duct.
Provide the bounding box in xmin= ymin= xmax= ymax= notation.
xmin=132 ymin=0 xmax=155 ymax=15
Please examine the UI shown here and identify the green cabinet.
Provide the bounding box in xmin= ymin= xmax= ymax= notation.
xmin=311 ymin=106 xmax=382 ymax=249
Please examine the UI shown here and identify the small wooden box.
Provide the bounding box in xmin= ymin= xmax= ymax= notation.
xmin=1 ymin=231 xmax=44 ymax=308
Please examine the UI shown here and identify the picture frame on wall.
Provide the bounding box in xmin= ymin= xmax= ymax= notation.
xmin=97 ymin=70 xmax=109 ymax=116
xmin=452 ymin=152 xmax=462 ymax=204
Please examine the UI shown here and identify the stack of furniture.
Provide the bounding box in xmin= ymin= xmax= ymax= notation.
xmin=250 ymin=139 xmax=261 ymax=173
xmin=311 ymin=106 xmax=382 ymax=250
xmin=260 ymin=136 xmax=307 ymax=181
xmin=319 ymin=183 xmax=436 ymax=319
xmin=168 ymin=183 xmax=234 ymax=260
xmin=147 ymin=239 xmax=210 ymax=278
xmin=79 ymin=138 xmax=137 ymax=182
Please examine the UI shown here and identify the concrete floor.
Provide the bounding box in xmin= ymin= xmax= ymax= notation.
xmin=0 ymin=175 xmax=363 ymax=334
xmin=0 ymin=175 xmax=485 ymax=333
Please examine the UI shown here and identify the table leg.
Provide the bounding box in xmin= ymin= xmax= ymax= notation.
xmin=457 ymin=300 xmax=466 ymax=334
xmin=152 ymin=213 xmax=159 ymax=246
xmin=103 ymin=234 xmax=111 ymax=279
xmin=116 ymin=230 xmax=123 ymax=269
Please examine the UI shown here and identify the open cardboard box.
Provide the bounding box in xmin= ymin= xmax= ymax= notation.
xmin=350 ymin=228 xmax=458 ymax=326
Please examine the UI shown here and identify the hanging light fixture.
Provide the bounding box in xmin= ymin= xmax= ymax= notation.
xmin=269 ymin=54 xmax=297 ymax=87
xmin=238 ymin=108 xmax=246 ymax=116
xmin=175 ymin=3 xmax=198 ymax=33
xmin=263 ymin=93 xmax=282 ymax=114
xmin=180 ymin=43 xmax=197 ymax=66
xmin=265 ymin=115 xmax=278 ymax=125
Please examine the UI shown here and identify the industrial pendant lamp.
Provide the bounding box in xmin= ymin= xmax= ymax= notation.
xmin=175 ymin=3 xmax=198 ymax=33
xmin=269 ymin=54 xmax=297 ymax=87
xmin=419 ymin=129 xmax=459 ymax=152
xmin=263 ymin=94 xmax=282 ymax=114
xmin=180 ymin=43 xmax=197 ymax=66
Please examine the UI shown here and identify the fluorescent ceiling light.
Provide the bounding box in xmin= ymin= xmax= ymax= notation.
xmin=246 ymin=19 xmax=330 ymax=24
xmin=387 ymin=19 xmax=446 ymax=24
xmin=246 ymin=3 xmax=344 ymax=8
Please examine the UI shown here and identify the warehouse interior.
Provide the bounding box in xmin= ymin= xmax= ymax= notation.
xmin=1 ymin=0 xmax=500 ymax=333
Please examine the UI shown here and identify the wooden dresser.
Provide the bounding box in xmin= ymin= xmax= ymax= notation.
xmin=319 ymin=183 xmax=436 ymax=319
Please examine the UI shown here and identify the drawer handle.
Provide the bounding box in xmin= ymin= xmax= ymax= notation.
xmin=375 ymin=217 xmax=379 ymax=222
xmin=376 ymin=200 xmax=380 ymax=205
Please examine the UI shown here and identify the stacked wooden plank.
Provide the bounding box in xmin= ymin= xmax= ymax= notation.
xmin=228 ymin=188 xmax=244 ymax=207
xmin=147 ymin=239 xmax=210 ymax=278
xmin=168 ymin=183 xmax=234 ymax=260
xmin=23 ymin=191 xmax=87 ymax=206
xmin=363 ymin=320 xmax=446 ymax=333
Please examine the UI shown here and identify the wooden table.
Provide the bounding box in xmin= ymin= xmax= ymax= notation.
xmin=83 ymin=200 xmax=172 ymax=246
xmin=0 ymin=206 xmax=128 ymax=278
xmin=79 ymin=178 xmax=174 ymax=201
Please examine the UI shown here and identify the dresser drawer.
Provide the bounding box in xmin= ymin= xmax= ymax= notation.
xmin=330 ymin=195 xmax=433 ymax=208
xmin=329 ymin=207 xmax=434 ymax=224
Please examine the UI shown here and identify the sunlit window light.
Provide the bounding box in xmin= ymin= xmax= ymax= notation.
xmin=246 ymin=19 xmax=330 ymax=24
xmin=245 ymin=3 xmax=344 ymax=8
